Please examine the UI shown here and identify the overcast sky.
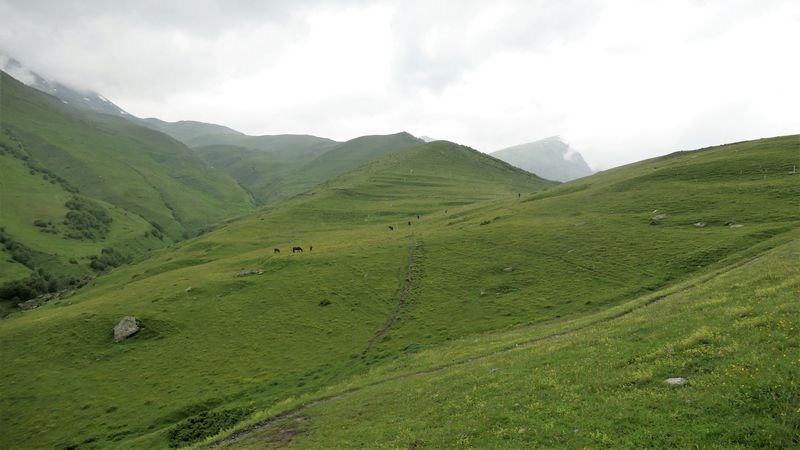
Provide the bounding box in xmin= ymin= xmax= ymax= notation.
xmin=1 ymin=0 xmax=799 ymax=169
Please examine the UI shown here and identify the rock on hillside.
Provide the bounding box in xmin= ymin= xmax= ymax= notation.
xmin=491 ymin=136 xmax=593 ymax=182
xmin=113 ymin=316 xmax=139 ymax=342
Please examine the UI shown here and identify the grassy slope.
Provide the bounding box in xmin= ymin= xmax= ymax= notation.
xmin=0 ymin=71 xmax=253 ymax=240
xmin=138 ymin=118 xmax=243 ymax=144
xmin=0 ymin=151 xmax=163 ymax=283
xmin=227 ymin=227 xmax=800 ymax=449
xmin=194 ymin=133 xmax=422 ymax=204
xmin=185 ymin=133 xmax=337 ymax=153
xmin=0 ymin=136 xmax=797 ymax=448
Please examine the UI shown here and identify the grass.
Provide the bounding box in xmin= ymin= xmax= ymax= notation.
xmin=0 ymin=134 xmax=797 ymax=448
xmin=225 ymin=230 xmax=799 ymax=449
xmin=0 ymin=151 xmax=163 ymax=284
xmin=194 ymin=132 xmax=422 ymax=205
xmin=0 ymin=72 xmax=253 ymax=241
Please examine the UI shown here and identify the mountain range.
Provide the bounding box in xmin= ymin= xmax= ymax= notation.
xmin=0 ymin=54 xmax=798 ymax=449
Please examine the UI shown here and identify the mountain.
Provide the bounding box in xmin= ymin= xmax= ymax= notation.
xmin=185 ymin=131 xmax=338 ymax=151
xmin=136 ymin=118 xmax=244 ymax=143
xmin=418 ymin=135 xmax=437 ymax=142
xmin=0 ymin=71 xmax=253 ymax=295
xmin=0 ymin=54 xmax=251 ymax=150
xmin=0 ymin=54 xmax=131 ymax=117
xmin=194 ymin=132 xmax=422 ymax=204
xmin=1 ymin=133 xmax=796 ymax=448
xmin=492 ymin=136 xmax=593 ymax=182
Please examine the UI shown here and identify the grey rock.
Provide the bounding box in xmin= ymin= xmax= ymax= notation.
xmin=113 ymin=316 xmax=139 ymax=342
xmin=693 ymin=222 xmax=707 ymax=228
xmin=729 ymin=224 xmax=744 ymax=229
xmin=650 ymin=213 xmax=668 ymax=224
xmin=665 ymin=377 xmax=687 ymax=386
xmin=235 ymin=269 xmax=264 ymax=277
xmin=503 ymin=267 xmax=513 ymax=272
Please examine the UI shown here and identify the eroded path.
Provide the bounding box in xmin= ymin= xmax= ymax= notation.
xmin=208 ymin=245 xmax=767 ymax=449
xmin=360 ymin=238 xmax=418 ymax=356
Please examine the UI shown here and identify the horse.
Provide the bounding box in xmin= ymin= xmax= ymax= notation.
xmin=309 ymin=245 xmax=313 ymax=251
xmin=407 ymin=221 xmax=411 ymax=226
xmin=388 ymin=226 xmax=394 ymax=231
xmin=292 ymin=246 xmax=303 ymax=253
xmin=273 ymin=248 xmax=280 ymax=254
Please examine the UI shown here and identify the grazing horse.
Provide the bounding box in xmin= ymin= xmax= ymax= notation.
xmin=388 ymin=226 xmax=394 ymax=231
xmin=292 ymin=246 xmax=303 ymax=253
xmin=309 ymin=245 xmax=313 ymax=251
xmin=273 ymin=248 xmax=280 ymax=254
xmin=417 ymin=215 xmax=420 ymax=220
xmin=408 ymin=221 xmax=411 ymax=226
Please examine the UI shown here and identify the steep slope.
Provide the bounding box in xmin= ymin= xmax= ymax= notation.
xmin=194 ymin=132 xmax=422 ymax=204
xmin=0 ymin=54 xmax=131 ymax=117
xmin=0 ymin=71 xmax=253 ymax=297
xmin=0 ymin=135 xmax=797 ymax=448
xmin=0 ymin=71 xmax=253 ymax=237
xmin=492 ymin=136 xmax=593 ymax=181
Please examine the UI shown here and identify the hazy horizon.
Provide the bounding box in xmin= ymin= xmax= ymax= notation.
xmin=2 ymin=0 xmax=798 ymax=170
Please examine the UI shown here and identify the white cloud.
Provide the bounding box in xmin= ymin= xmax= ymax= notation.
xmin=1 ymin=0 xmax=798 ymax=170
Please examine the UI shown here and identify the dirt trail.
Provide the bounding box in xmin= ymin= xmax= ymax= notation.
xmin=359 ymin=238 xmax=417 ymax=357
xmin=207 ymin=250 xmax=764 ymax=448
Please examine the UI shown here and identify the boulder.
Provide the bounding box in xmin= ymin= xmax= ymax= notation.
xmin=113 ymin=316 xmax=139 ymax=342
xmin=693 ymin=222 xmax=707 ymax=228
xmin=503 ymin=267 xmax=513 ymax=272
xmin=650 ymin=213 xmax=668 ymax=224
xmin=665 ymin=377 xmax=687 ymax=386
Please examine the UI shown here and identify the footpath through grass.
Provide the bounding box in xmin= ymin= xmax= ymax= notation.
xmin=0 ymin=136 xmax=797 ymax=448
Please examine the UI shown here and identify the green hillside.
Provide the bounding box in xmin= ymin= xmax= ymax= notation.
xmin=186 ymin=132 xmax=337 ymax=153
xmin=0 ymin=71 xmax=253 ymax=241
xmin=138 ymin=118 xmax=244 ymax=144
xmin=194 ymin=132 xmax=422 ymax=204
xmin=0 ymin=136 xmax=798 ymax=449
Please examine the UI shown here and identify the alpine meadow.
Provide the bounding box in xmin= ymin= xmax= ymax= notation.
xmin=1 ymin=2 xmax=799 ymax=449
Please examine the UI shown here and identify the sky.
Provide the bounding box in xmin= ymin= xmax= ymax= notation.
xmin=1 ymin=0 xmax=799 ymax=170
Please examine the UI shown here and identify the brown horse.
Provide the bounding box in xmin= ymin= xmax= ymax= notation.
xmin=388 ymin=226 xmax=394 ymax=231
xmin=292 ymin=246 xmax=303 ymax=253
xmin=274 ymin=248 xmax=280 ymax=254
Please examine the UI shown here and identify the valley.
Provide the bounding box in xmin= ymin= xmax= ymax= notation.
xmin=1 ymin=92 xmax=797 ymax=449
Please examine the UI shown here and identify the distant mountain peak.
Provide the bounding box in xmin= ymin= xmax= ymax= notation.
xmin=491 ymin=136 xmax=593 ymax=182
xmin=1 ymin=53 xmax=131 ymax=117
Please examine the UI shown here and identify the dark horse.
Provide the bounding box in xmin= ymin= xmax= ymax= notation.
xmin=388 ymin=226 xmax=394 ymax=231
xmin=274 ymin=248 xmax=280 ymax=254
xmin=292 ymin=246 xmax=303 ymax=253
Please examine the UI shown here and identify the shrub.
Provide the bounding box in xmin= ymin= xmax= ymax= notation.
xmin=89 ymin=248 xmax=132 ymax=272
xmin=0 ymin=270 xmax=61 ymax=302
xmin=63 ymin=197 xmax=112 ymax=240
xmin=167 ymin=408 xmax=250 ymax=448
